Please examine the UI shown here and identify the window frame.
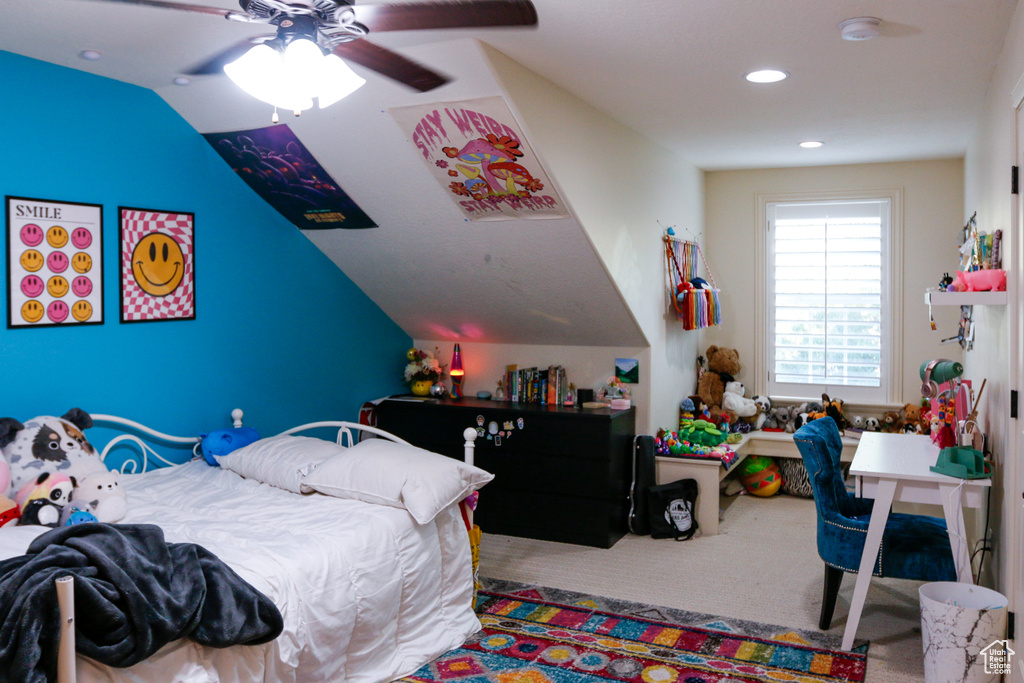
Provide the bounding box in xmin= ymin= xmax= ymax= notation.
xmin=755 ymin=188 xmax=903 ymax=405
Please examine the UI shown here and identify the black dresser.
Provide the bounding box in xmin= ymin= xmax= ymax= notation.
xmin=374 ymin=397 xmax=636 ymax=548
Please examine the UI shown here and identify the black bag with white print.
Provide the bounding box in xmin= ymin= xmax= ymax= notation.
xmin=647 ymin=478 xmax=699 ymax=541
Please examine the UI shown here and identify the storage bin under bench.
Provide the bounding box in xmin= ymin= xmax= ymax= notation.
xmin=655 ymin=431 xmax=859 ymax=536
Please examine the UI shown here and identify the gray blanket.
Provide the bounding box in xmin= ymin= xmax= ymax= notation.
xmin=0 ymin=523 xmax=283 ymax=683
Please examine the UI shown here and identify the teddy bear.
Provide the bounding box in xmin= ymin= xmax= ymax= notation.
xmin=696 ymin=345 xmax=742 ymax=423
xmin=864 ymin=416 xmax=881 ymax=432
xmin=880 ymin=410 xmax=903 ymax=433
xmin=75 ymin=470 xmax=127 ymax=523
xmin=721 ymin=381 xmax=760 ymax=425
xmin=901 ymin=402 xmax=924 ymax=434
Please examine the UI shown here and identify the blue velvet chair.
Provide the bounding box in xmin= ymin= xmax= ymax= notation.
xmin=793 ymin=417 xmax=957 ymax=629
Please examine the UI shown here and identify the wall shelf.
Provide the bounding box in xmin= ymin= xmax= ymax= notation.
xmin=925 ymin=289 xmax=1007 ymax=306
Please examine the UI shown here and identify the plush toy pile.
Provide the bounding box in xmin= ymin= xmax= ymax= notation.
xmin=696 ymin=345 xmax=761 ymax=432
xmin=0 ymin=409 xmax=126 ymax=529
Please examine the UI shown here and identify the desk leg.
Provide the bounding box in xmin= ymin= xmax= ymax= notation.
xmin=938 ymin=483 xmax=972 ymax=583
xmin=842 ymin=478 xmax=896 ymax=651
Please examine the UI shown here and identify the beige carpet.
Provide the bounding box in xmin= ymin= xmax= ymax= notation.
xmin=479 ymin=493 xmax=926 ymax=682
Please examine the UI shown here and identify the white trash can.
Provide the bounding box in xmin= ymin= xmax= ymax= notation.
xmin=920 ymin=582 xmax=1009 ymax=683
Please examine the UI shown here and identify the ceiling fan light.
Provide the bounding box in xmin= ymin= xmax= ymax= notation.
xmin=225 ymin=42 xmax=316 ymax=112
xmin=318 ymin=54 xmax=366 ymax=108
xmin=283 ymin=38 xmax=323 ymax=80
xmin=225 ymin=43 xmax=281 ymax=102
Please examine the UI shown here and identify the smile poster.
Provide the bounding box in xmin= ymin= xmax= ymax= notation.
xmin=203 ymin=125 xmax=376 ymax=230
xmin=389 ymin=95 xmax=568 ymax=221
xmin=119 ymin=207 xmax=195 ymax=323
xmin=6 ymin=196 xmax=104 ymax=328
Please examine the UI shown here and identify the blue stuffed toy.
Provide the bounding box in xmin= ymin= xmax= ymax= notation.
xmin=199 ymin=427 xmax=260 ymax=466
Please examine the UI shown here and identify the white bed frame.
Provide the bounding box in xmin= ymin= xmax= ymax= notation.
xmin=54 ymin=410 xmax=479 ymax=683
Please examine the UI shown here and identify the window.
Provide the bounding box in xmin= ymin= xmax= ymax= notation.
xmin=765 ymin=196 xmax=896 ymax=404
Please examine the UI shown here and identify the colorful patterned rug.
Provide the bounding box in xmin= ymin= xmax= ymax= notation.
xmin=401 ymin=580 xmax=867 ymax=683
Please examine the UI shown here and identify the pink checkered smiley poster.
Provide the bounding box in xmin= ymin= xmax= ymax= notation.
xmin=119 ymin=207 xmax=195 ymax=323
xmin=6 ymin=196 xmax=104 ymax=328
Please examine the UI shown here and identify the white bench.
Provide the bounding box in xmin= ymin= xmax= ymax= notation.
xmin=655 ymin=430 xmax=860 ymax=536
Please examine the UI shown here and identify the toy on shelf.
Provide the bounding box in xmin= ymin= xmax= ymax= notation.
xmin=948 ymin=269 xmax=1006 ymax=292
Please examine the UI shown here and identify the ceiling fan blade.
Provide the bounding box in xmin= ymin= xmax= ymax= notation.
xmin=332 ymin=40 xmax=449 ymax=92
xmin=74 ymin=0 xmax=252 ymax=20
xmin=184 ymin=35 xmax=275 ymax=75
xmin=349 ymin=0 xmax=537 ymax=33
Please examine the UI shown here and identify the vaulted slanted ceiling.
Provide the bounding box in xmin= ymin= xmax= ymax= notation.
xmin=1 ymin=0 xmax=1015 ymax=348
xmin=170 ymin=37 xmax=647 ymax=346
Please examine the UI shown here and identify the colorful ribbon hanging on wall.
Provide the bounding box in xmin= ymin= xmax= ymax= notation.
xmin=664 ymin=234 xmax=722 ymax=330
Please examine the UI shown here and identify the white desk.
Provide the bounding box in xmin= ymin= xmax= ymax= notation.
xmin=842 ymin=432 xmax=991 ymax=650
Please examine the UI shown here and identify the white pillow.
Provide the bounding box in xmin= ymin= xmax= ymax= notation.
xmin=218 ymin=435 xmax=344 ymax=494
xmin=302 ymin=438 xmax=494 ymax=524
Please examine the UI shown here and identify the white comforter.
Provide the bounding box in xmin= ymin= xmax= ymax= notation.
xmin=0 ymin=461 xmax=479 ymax=682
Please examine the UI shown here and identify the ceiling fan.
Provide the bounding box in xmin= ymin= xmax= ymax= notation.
xmin=78 ymin=0 xmax=538 ymax=111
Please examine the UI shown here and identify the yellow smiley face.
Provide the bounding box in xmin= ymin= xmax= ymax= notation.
xmin=20 ymin=300 xmax=44 ymax=323
xmin=46 ymin=225 xmax=68 ymax=248
xmin=47 ymin=275 xmax=69 ymax=298
xmin=132 ymin=232 xmax=184 ymax=297
xmin=71 ymin=300 xmax=93 ymax=322
xmin=20 ymin=249 xmax=43 ymax=272
xmin=71 ymin=252 xmax=93 ymax=274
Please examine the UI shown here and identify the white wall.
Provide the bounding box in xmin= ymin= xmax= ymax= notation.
xmin=703 ymin=159 xmax=965 ymax=408
xmin=962 ymin=1 xmax=1024 ymax=612
xmin=445 ymin=43 xmax=707 ymax=434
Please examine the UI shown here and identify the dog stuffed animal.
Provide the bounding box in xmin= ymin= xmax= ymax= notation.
xmin=0 ymin=409 xmax=107 ymax=497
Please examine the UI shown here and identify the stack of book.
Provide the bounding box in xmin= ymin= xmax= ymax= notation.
xmin=503 ymin=365 xmax=570 ymax=404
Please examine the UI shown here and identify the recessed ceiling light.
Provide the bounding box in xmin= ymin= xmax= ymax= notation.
xmin=79 ymin=50 xmax=102 ymax=61
xmin=173 ymin=76 xmax=192 ymax=86
xmin=800 ymin=140 xmax=824 ymax=148
xmin=745 ymin=69 xmax=788 ymax=84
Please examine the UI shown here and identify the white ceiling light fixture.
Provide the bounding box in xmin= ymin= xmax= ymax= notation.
xmin=745 ymin=69 xmax=788 ymax=84
xmin=224 ymin=17 xmax=365 ymax=123
xmin=79 ymin=50 xmax=102 ymax=61
xmin=839 ymin=17 xmax=882 ymax=41
xmin=800 ymin=140 xmax=824 ymax=148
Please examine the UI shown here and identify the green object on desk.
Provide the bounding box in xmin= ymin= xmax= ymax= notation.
xmin=930 ymin=446 xmax=991 ymax=479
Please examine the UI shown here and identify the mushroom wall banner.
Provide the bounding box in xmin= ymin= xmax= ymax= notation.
xmin=389 ymin=96 xmax=568 ymax=221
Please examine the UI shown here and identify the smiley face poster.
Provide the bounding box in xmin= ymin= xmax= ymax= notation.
xmin=6 ymin=196 xmax=104 ymax=328
xmin=119 ymin=207 xmax=195 ymax=323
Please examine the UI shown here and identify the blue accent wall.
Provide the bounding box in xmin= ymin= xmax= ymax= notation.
xmin=0 ymin=51 xmax=410 ymax=444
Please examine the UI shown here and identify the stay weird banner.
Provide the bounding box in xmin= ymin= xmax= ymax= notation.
xmin=390 ymin=96 xmax=568 ymax=221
